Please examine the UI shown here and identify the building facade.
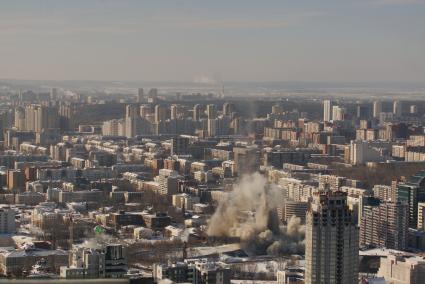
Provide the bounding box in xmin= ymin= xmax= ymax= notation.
xmin=305 ymin=191 xmax=359 ymax=284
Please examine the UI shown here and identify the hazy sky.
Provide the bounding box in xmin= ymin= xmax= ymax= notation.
xmin=0 ymin=0 xmax=424 ymax=82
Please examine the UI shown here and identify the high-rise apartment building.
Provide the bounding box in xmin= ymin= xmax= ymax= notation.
xmin=373 ymin=101 xmax=382 ymax=119
xmin=207 ymin=118 xmax=218 ymax=137
xmin=360 ymin=199 xmax=409 ymax=250
xmin=271 ymin=104 xmax=283 ymax=115
xmin=373 ymin=184 xmax=396 ymax=202
xmin=356 ymin=104 xmax=370 ymax=120
xmin=418 ymin=202 xmax=425 ymax=230
xmin=332 ymin=105 xmax=345 ymax=121
xmin=323 ymin=100 xmax=332 ymax=122
xmin=396 ymin=171 xmax=425 ymax=228
xmin=140 ymin=105 xmax=151 ymax=119
xmin=193 ymin=104 xmax=202 ymax=121
xmin=137 ymin=88 xmax=144 ymax=103
xmin=171 ymin=137 xmax=189 ymax=155
xmin=24 ymin=105 xmax=58 ymax=133
xmin=206 ymin=104 xmax=217 ymax=120
xmin=170 ymin=104 xmax=179 ymax=120
xmin=233 ymin=146 xmax=260 ymax=175
xmin=102 ymin=119 xmax=124 ymax=136
xmin=223 ymin=102 xmax=235 ymax=116
xmin=7 ymin=169 xmax=25 ymax=192
xmin=155 ymin=105 xmax=167 ymax=123
xmin=14 ymin=107 xmax=25 ymax=130
xmin=157 ymin=169 xmax=180 ymax=196
xmin=124 ymin=104 xmax=140 ymax=138
xmin=305 ymin=191 xmax=359 ymax=284
xmin=50 ymin=87 xmax=58 ymax=100
xmin=58 ymin=102 xmax=77 ymax=131
xmin=0 ymin=207 xmax=16 ymax=234
xmin=393 ymin=100 xmax=402 ymax=117
xmin=148 ymin=88 xmax=158 ymax=98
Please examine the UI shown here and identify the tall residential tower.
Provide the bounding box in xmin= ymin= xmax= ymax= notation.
xmin=323 ymin=100 xmax=332 ymax=122
xmin=305 ymin=191 xmax=359 ymax=284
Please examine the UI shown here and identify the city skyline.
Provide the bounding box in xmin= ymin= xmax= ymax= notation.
xmin=1 ymin=1 xmax=425 ymax=283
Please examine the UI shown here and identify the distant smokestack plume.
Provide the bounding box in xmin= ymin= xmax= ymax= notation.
xmin=207 ymin=172 xmax=304 ymax=255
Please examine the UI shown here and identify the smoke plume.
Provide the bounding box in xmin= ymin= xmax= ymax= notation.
xmin=207 ymin=172 xmax=304 ymax=255
xmin=81 ymin=233 xmax=115 ymax=250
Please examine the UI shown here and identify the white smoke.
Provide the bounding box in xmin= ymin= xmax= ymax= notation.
xmin=82 ymin=233 xmax=115 ymax=250
xmin=207 ymin=172 xmax=305 ymax=255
